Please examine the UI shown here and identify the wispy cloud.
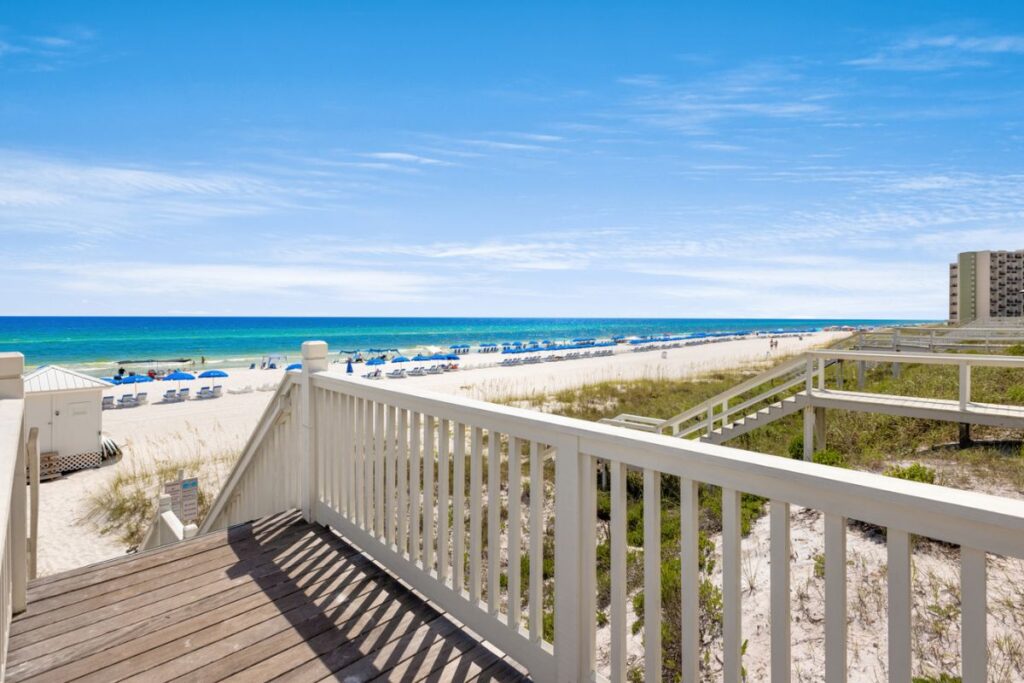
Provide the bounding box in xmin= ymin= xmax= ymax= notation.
xmin=361 ymin=152 xmax=454 ymax=166
xmin=0 ymin=26 xmax=97 ymax=71
xmin=847 ymin=32 xmax=1024 ymax=71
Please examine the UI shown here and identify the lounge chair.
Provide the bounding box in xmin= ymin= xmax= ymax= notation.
xmin=177 ymin=388 xmax=190 ymax=401
xmin=408 ymin=367 xmax=426 ymax=377
xmin=211 ymin=385 xmax=223 ymax=398
xmin=426 ymin=365 xmax=443 ymax=375
xmin=197 ymin=387 xmax=214 ymax=399
xmin=162 ymin=389 xmax=178 ymax=402
xmin=101 ymin=396 xmax=115 ymax=410
xmin=135 ymin=392 xmax=148 ymax=405
xmin=117 ymin=394 xmax=136 ymax=408
xmin=386 ymin=369 xmax=406 ymax=379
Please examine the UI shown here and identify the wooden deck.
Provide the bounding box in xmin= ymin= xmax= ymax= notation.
xmin=4 ymin=511 xmax=531 ymax=682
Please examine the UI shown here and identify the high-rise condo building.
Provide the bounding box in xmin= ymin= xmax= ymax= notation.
xmin=949 ymin=250 xmax=1024 ymax=324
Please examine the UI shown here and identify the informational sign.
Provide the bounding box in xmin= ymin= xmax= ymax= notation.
xmin=163 ymin=480 xmax=182 ymax=517
xmin=163 ymin=476 xmax=200 ymax=522
xmin=180 ymin=477 xmax=199 ymax=522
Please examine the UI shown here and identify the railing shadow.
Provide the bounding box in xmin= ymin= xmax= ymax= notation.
xmin=224 ymin=510 xmax=529 ymax=681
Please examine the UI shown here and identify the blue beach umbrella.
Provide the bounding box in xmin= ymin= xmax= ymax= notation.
xmin=285 ymin=363 xmax=302 ymax=371
xmin=199 ymin=369 xmax=229 ymax=378
xmin=119 ymin=375 xmax=153 ymax=384
xmin=366 ymin=358 xmax=385 ymax=366
xmin=392 ymin=356 xmax=410 ymax=363
xmin=163 ymin=371 xmax=195 ymax=381
xmin=346 ymin=360 xmax=353 ymax=374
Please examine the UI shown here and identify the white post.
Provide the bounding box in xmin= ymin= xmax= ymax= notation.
xmin=2 ymin=353 xmax=27 ymax=614
xmin=805 ymin=357 xmax=815 ymax=396
xmin=554 ymin=435 xmax=593 ymax=681
xmin=802 ymin=406 xmax=814 ymax=461
xmin=959 ymin=363 xmax=971 ymax=410
xmin=300 ymin=341 xmax=329 ymax=523
xmin=28 ymin=427 xmax=39 ymax=580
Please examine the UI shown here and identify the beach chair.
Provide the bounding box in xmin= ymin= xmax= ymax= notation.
xmin=177 ymin=388 xmax=190 ymax=401
xmin=101 ymin=396 xmax=115 ymax=410
xmin=162 ymin=389 xmax=178 ymax=402
xmin=211 ymin=385 xmax=223 ymax=397
xmin=117 ymin=394 xmax=136 ymax=408
xmin=197 ymin=387 xmax=214 ymax=399
xmin=426 ymin=365 xmax=443 ymax=375
xmin=408 ymin=367 xmax=426 ymax=377
xmin=135 ymin=393 xmax=148 ymax=405
xmin=386 ymin=369 xmax=406 ymax=379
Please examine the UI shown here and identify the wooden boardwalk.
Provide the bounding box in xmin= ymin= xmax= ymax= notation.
xmin=5 ymin=511 xmax=531 ymax=682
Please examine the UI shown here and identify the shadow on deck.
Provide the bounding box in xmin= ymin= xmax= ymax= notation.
xmin=5 ymin=511 xmax=531 ymax=682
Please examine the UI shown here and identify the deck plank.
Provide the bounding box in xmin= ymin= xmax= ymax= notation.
xmin=5 ymin=515 xmax=530 ymax=683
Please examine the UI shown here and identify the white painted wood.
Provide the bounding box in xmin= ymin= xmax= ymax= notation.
xmin=528 ymin=439 xmax=543 ymax=643
xmin=722 ymin=487 xmax=742 ymax=683
xmin=423 ymin=414 xmax=435 ymax=571
xmin=508 ymin=437 xmax=522 ymax=628
xmin=643 ymin=468 xmax=661 ymax=683
xmin=487 ymin=430 xmax=501 ymax=615
xmin=397 ymin=408 xmax=409 ymax=555
xmin=470 ymin=426 xmax=483 ymax=603
xmin=803 ymin=406 xmax=814 ymax=461
xmin=960 ymin=363 xmax=971 ymax=410
xmin=410 ymin=411 xmax=421 ymax=564
xmin=887 ymin=528 xmax=912 ymax=682
xmin=363 ymin=398 xmax=373 ymax=530
xmin=386 ymin=404 xmax=397 ymax=545
xmin=610 ymin=461 xmax=627 ymax=683
xmin=453 ymin=422 xmax=466 ymax=593
xmin=961 ymin=547 xmax=987 ymax=683
xmin=319 ymin=504 xmax=557 ymax=683
xmin=375 ymin=401 xmax=385 ymax=539
xmin=553 ymin=436 xmax=592 ymax=680
xmin=825 ymin=513 xmax=847 ymax=682
xmin=680 ymin=478 xmax=699 ymax=683
xmin=438 ymin=419 xmax=451 ymax=585
xmin=770 ymin=500 xmax=791 ymax=683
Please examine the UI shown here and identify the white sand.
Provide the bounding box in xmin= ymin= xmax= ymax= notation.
xmin=36 ymin=332 xmax=844 ymax=576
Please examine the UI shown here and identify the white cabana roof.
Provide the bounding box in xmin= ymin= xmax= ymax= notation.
xmin=24 ymin=365 xmax=109 ymax=394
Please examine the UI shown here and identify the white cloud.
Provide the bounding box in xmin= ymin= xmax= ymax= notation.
xmin=847 ymin=32 xmax=1024 ymax=71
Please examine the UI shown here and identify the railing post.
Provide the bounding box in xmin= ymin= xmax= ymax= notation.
xmin=300 ymin=341 xmax=329 ymax=523
xmin=554 ymin=435 xmax=593 ymax=681
xmin=2 ymin=353 xmax=27 ymax=614
xmin=27 ymin=427 xmax=39 ymax=580
xmin=959 ymin=363 xmax=971 ymax=410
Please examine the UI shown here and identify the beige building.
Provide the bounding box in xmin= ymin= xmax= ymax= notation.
xmin=949 ymin=250 xmax=1024 ymax=324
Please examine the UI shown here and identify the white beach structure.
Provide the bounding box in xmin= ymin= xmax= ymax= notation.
xmin=22 ymin=365 xmax=107 ymax=472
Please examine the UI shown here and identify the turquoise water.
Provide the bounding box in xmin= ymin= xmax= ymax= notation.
xmin=0 ymin=317 xmax=924 ymax=371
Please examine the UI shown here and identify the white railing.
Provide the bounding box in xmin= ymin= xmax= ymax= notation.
xmin=201 ymin=341 xmax=1024 ymax=682
xmin=0 ymin=353 xmax=29 ymax=680
xmin=201 ymin=375 xmax=302 ymax=533
xmin=606 ymin=356 xmax=810 ymax=437
xmin=140 ymin=492 xmax=198 ymax=551
xmin=856 ymin=327 xmax=1024 ymax=353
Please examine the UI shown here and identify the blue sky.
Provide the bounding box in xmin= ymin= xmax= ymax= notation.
xmin=2 ymin=1 xmax=1023 ymax=318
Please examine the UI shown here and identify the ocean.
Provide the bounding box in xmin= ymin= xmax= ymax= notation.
xmin=0 ymin=317 xmax=924 ymax=372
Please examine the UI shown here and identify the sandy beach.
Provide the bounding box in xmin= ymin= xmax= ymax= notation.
xmin=35 ymin=331 xmax=846 ymax=576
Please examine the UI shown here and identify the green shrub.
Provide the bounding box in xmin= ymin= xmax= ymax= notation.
xmin=884 ymin=462 xmax=936 ymax=484
xmin=912 ymin=676 xmax=961 ymax=683
xmin=1007 ymin=343 xmax=1024 ymax=356
xmin=1008 ymin=384 xmax=1024 ymax=404
xmin=813 ymin=553 xmax=826 ymax=579
xmin=787 ymin=434 xmax=804 ymax=458
xmin=812 ymin=449 xmax=849 ymax=468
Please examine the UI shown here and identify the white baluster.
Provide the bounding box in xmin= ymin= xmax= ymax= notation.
xmin=722 ymin=487 xmax=742 ymax=683
xmin=643 ymin=468 xmax=661 ymax=683
xmin=770 ymin=500 xmax=791 ymax=682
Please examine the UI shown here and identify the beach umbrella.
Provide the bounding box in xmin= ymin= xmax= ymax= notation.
xmin=392 ymin=356 xmax=410 ymax=363
xmin=366 ymin=358 xmax=385 ymax=366
xmin=346 ymin=360 xmax=353 ymax=375
xmin=199 ymin=370 xmax=229 ymax=378
xmin=285 ymin=363 xmax=302 ymax=372
xmin=119 ymin=374 xmax=153 ymax=395
xmin=412 ymin=354 xmax=430 ymax=361
xmin=445 ymin=354 xmax=460 ymax=360
xmin=163 ymin=371 xmax=195 ymax=381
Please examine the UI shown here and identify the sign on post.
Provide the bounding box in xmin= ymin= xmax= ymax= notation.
xmin=180 ymin=478 xmax=199 ymax=522
xmin=163 ymin=476 xmax=200 ymax=523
